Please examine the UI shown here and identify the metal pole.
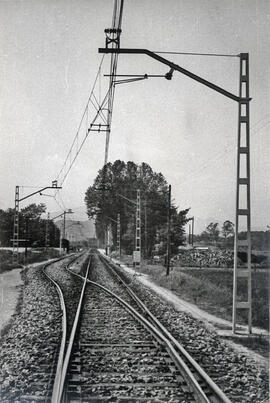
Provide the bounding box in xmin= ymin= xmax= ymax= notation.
xmin=24 ymin=218 xmax=28 ymax=263
xmin=117 ymin=213 xmax=121 ymax=257
xmin=12 ymin=186 xmax=20 ymax=263
xmin=107 ymin=225 xmax=110 ymax=256
xmin=45 ymin=212 xmax=50 ymax=251
xmin=166 ymin=185 xmax=171 ymax=276
xmin=135 ymin=189 xmax=141 ymax=271
xmin=232 ymin=53 xmax=252 ymax=334
xmin=59 ymin=223 xmax=62 ymax=255
xmin=191 ymin=217 xmax=194 ymax=246
xmin=63 ymin=212 xmax=66 ymax=240
xmin=144 ymin=199 xmax=147 ymax=258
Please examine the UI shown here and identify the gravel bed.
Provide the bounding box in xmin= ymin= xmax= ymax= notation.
xmin=45 ymin=254 xmax=87 ymax=334
xmin=106 ymin=258 xmax=269 ymax=403
xmin=76 ymin=279 xmax=195 ymax=402
xmin=0 ymin=262 xmax=63 ymax=402
xmin=88 ymin=255 xmax=142 ymax=310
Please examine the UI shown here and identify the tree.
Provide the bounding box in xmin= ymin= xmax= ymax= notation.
xmin=156 ymin=208 xmax=190 ymax=255
xmin=222 ymin=220 xmax=234 ymax=246
xmin=0 ymin=208 xmax=14 ymax=246
xmin=85 ymin=160 xmax=189 ymax=257
xmin=202 ymin=222 xmax=220 ymax=245
xmin=20 ymin=203 xmax=46 ymax=247
xmin=0 ymin=204 xmax=60 ymax=247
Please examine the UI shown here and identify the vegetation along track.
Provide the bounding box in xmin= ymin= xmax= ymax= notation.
xmin=45 ymin=249 xmax=231 ymax=402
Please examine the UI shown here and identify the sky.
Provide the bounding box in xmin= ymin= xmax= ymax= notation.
xmin=0 ymin=0 xmax=269 ymax=233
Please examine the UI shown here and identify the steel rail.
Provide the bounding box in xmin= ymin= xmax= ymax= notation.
xmin=55 ymin=255 xmax=91 ymax=403
xmin=42 ymin=253 xmax=85 ymax=403
xmin=67 ymin=268 xmax=210 ymax=403
xmin=98 ymin=254 xmax=232 ymax=403
xmin=43 ymin=261 xmax=68 ymax=403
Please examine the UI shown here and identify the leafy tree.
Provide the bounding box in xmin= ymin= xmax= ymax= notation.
xmin=0 ymin=208 xmax=14 ymax=246
xmin=85 ymin=160 xmax=189 ymax=256
xmin=202 ymin=222 xmax=220 ymax=245
xmin=20 ymin=203 xmax=46 ymax=246
xmin=222 ymin=220 xmax=234 ymax=247
xmin=222 ymin=220 xmax=234 ymax=238
xmin=155 ymin=208 xmax=190 ymax=255
xmin=0 ymin=204 xmax=60 ymax=247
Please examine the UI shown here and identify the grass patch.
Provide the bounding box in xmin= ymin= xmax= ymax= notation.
xmin=222 ymin=335 xmax=269 ymax=359
xmin=0 ymin=248 xmax=60 ymax=274
xmin=133 ymin=259 xmax=269 ymax=330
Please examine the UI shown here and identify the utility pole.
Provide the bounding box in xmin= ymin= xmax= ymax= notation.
xmin=63 ymin=212 xmax=66 ymax=239
xmin=188 ymin=216 xmax=194 ymax=246
xmin=117 ymin=213 xmax=121 ymax=257
xmin=62 ymin=209 xmax=73 ymax=254
xmin=166 ymin=185 xmax=171 ymax=276
xmin=233 ymin=53 xmax=252 ymax=334
xmin=13 ymin=186 xmax=20 ymax=263
xmin=24 ymin=217 xmax=29 ymax=262
xmin=135 ymin=189 xmax=141 ymax=271
xmin=144 ymin=199 xmax=147 ymax=258
xmin=45 ymin=212 xmax=50 ymax=251
xmin=106 ymin=224 xmax=111 ymax=256
xmin=191 ymin=216 xmax=194 ymax=246
xmin=103 ymin=0 xmax=124 ymax=165
xmin=51 ymin=209 xmax=73 ymax=255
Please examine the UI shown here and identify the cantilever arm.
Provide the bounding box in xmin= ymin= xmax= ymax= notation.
xmin=19 ymin=186 xmax=62 ymax=202
xmin=99 ymin=48 xmax=251 ymax=103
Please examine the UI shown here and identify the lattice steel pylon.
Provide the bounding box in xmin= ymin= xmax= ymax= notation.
xmin=232 ymin=53 xmax=252 ymax=334
xmin=104 ymin=0 xmax=124 ymax=165
xmin=117 ymin=213 xmax=121 ymax=257
xmin=12 ymin=186 xmax=20 ymax=263
xmin=135 ymin=189 xmax=141 ymax=271
xmin=45 ymin=212 xmax=50 ymax=251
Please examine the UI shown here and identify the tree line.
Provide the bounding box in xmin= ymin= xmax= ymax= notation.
xmin=0 ymin=203 xmax=60 ymax=247
xmin=196 ymin=221 xmax=270 ymax=251
xmin=199 ymin=220 xmax=235 ymax=245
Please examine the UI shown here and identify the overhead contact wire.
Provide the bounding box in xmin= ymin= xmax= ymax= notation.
xmin=55 ymin=54 xmax=106 ymax=184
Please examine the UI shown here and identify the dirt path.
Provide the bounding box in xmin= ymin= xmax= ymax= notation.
xmin=0 ymin=258 xmax=58 ymax=337
xmin=0 ymin=268 xmax=23 ymax=336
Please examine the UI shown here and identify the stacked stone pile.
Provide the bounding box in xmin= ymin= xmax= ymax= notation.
xmin=175 ymin=249 xmax=235 ymax=268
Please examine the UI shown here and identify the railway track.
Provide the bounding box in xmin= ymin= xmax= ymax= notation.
xmin=44 ymin=249 xmax=231 ymax=403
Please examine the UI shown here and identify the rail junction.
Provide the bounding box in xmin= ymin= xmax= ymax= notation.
xmin=45 ymin=251 xmax=231 ymax=402
xmin=0 ymin=251 xmax=268 ymax=402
